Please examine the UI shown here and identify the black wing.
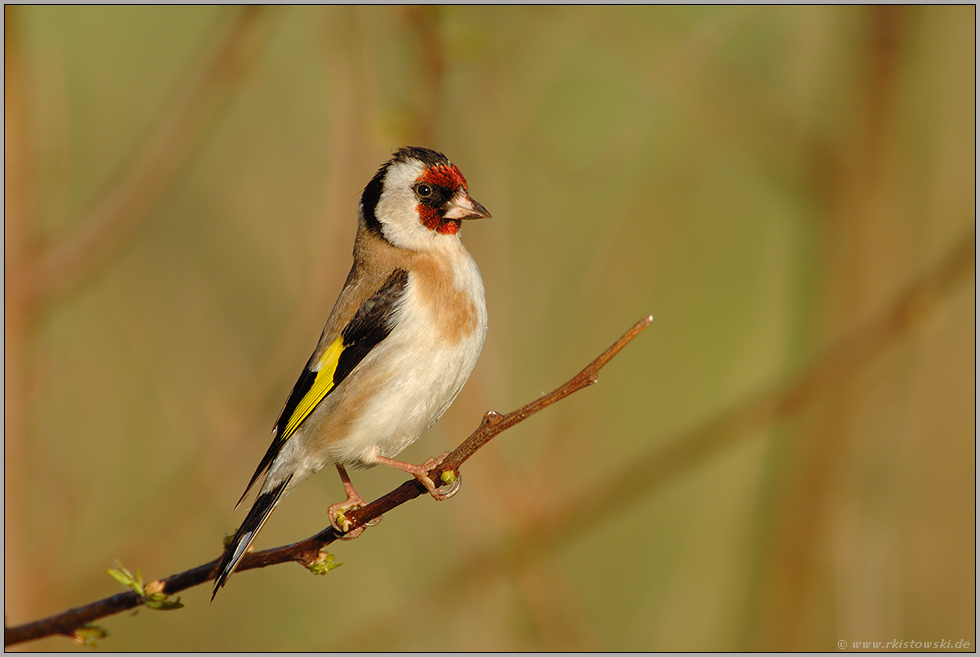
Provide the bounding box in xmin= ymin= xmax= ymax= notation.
xmin=236 ymin=268 xmax=409 ymax=504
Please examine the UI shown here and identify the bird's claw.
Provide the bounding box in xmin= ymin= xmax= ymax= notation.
xmin=417 ymin=452 xmax=461 ymax=500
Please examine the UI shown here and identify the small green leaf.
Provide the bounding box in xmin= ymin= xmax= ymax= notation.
xmin=307 ymin=549 xmax=342 ymax=575
xmin=72 ymin=625 xmax=108 ymax=648
xmin=144 ymin=596 xmax=184 ymax=611
xmin=439 ymin=469 xmax=458 ymax=486
xmin=107 ymin=560 xmax=182 ymax=611
xmin=107 ymin=561 xmax=145 ymax=597
xmin=107 ymin=565 xmax=133 ymax=588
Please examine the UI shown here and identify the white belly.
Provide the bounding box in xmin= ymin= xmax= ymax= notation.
xmin=330 ymin=254 xmax=487 ymax=468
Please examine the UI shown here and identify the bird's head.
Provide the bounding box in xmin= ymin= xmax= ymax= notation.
xmin=360 ymin=147 xmax=490 ymax=251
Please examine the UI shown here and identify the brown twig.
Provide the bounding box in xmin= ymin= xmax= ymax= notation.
xmin=3 ymin=315 xmax=653 ymax=647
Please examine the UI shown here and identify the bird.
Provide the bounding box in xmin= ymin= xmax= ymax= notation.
xmin=211 ymin=147 xmax=490 ymax=599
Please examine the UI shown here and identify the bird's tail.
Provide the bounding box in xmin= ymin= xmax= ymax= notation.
xmin=211 ymin=475 xmax=292 ymax=601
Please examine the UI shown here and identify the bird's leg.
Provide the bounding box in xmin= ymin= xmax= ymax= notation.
xmin=371 ymin=451 xmax=462 ymax=501
xmin=328 ymin=464 xmax=380 ymax=539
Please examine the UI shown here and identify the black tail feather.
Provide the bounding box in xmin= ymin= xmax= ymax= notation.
xmin=211 ymin=475 xmax=291 ymax=601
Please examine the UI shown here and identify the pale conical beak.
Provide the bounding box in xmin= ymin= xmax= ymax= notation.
xmin=443 ymin=189 xmax=491 ymax=221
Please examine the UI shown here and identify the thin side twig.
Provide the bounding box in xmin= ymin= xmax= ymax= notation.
xmin=3 ymin=315 xmax=653 ymax=647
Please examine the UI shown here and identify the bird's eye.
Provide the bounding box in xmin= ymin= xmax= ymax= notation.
xmin=415 ymin=184 xmax=432 ymax=198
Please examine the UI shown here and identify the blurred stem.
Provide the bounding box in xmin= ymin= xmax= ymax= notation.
xmin=402 ymin=5 xmax=444 ymax=146
xmin=32 ymin=6 xmax=275 ymax=304
xmin=3 ymin=3 xmax=276 ymax=624
xmin=741 ymin=6 xmax=910 ymax=650
xmin=4 ymin=5 xmax=41 ymax=619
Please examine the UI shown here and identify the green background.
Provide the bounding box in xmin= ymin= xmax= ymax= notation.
xmin=5 ymin=6 xmax=975 ymax=651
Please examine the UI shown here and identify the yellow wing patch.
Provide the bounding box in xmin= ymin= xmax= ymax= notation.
xmin=280 ymin=336 xmax=344 ymax=441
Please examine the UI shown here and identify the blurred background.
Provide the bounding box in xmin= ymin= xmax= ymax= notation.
xmin=4 ymin=5 xmax=975 ymax=651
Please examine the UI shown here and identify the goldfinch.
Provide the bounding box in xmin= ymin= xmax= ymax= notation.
xmin=212 ymin=147 xmax=489 ymax=597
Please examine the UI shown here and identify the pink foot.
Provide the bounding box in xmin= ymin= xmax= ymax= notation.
xmin=329 ymin=464 xmax=381 ymax=540
xmin=371 ymin=451 xmax=462 ymax=500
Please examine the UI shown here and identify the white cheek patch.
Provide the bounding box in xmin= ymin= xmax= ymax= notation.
xmin=377 ymin=160 xmax=458 ymax=251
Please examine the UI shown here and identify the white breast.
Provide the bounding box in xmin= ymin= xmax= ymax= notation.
xmin=330 ymin=245 xmax=487 ymax=468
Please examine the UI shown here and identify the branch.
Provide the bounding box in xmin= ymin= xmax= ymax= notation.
xmin=3 ymin=315 xmax=653 ymax=648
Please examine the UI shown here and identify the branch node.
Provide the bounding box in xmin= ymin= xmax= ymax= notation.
xmin=481 ymin=410 xmax=504 ymax=427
